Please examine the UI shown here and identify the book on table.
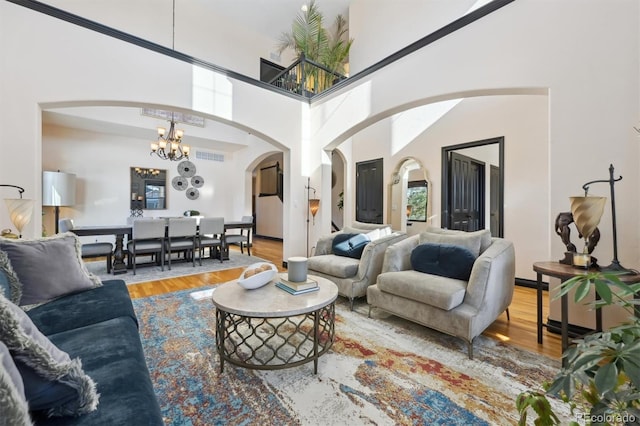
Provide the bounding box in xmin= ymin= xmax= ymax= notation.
xmin=278 ymin=273 xmax=318 ymax=291
xmin=275 ymin=282 xmax=320 ymax=295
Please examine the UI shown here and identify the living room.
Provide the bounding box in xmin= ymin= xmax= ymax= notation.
xmin=1 ymin=0 xmax=639 ymax=424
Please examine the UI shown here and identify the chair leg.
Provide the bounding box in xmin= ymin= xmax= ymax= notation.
xmin=246 ymin=241 xmax=251 ymax=256
xmin=467 ymin=340 xmax=474 ymax=360
xmin=106 ymin=253 xmax=112 ymax=274
xmin=349 ymin=297 xmax=354 ymax=311
xmin=506 ymin=308 xmax=511 ymax=321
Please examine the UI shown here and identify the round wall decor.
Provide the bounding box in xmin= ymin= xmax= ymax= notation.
xmin=177 ymin=160 xmax=196 ymax=178
xmin=191 ymin=175 xmax=204 ymax=188
xmin=186 ymin=187 xmax=199 ymax=200
xmin=172 ymin=176 xmax=188 ymax=191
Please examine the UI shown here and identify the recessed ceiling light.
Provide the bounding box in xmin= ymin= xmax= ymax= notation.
xmin=301 ymin=4 xmax=308 ymax=12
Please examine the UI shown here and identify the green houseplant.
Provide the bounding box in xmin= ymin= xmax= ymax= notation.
xmin=517 ymin=272 xmax=640 ymax=425
xmin=277 ymin=0 xmax=353 ymax=92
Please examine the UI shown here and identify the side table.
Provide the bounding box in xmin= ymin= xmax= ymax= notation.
xmin=533 ymin=261 xmax=640 ymax=361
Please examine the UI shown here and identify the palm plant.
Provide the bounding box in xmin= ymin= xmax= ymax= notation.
xmin=277 ymin=1 xmax=353 ymax=93
xmin=517 ymin=272 xmax=640 ymax=425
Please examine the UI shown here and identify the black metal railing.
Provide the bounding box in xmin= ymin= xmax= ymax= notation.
xmin=268 ymin=55 xmax=347 ymax=98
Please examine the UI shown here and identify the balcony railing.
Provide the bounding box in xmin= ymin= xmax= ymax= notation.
xmin=268 ymin=55 xmax=347 ymax=98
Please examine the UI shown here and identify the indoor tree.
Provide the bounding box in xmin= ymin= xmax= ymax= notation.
xmin=277 ymin=0 xmax=353 ymax=92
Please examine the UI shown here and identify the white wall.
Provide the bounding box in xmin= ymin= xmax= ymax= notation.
xmin=38 ymin=0 xmax=292 ymax=78
xmin=41 ymin=124 xmax=238 ymax=240
xmin=348 ymin=0 xmax=475 ymax=74
xmin=348 ymin=95 xmax=549 ymax=280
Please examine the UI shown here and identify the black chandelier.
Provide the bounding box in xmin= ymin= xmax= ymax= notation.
xmin=150 ymin=118 xmax=190 ymax=161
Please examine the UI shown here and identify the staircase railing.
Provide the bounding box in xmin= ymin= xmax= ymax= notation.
xmin=268 ymin=54 xmax=347 ymax=98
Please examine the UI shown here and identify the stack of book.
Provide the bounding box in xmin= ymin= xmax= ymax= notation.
xmin=275 ymin=274 xmax=319 ymax=295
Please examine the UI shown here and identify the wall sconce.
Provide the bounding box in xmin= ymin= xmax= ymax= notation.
xmin=1 ymin=185 xmax=35 ymax=238
xmin=42 ymin=171 xmax=77 ymax=234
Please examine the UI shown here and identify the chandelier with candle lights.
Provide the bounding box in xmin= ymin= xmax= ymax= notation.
xmin=150 ymin=117 xmax=190 ymax=161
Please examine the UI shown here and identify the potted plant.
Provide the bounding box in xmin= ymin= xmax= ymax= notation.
xmin=516 ymin=272 xmax=640 ymax=425
xmin=277 ymin=0 xmax=353 ymax=93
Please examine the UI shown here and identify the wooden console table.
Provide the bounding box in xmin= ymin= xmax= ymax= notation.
xmin=534 ymin=261 xmax=640 ymax=359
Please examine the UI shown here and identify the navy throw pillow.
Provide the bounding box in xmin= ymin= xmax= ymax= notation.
xmin=410 ymin=243 xmax=476 ymax=281
xmin=332 ymin=233 xmax=371 ymax=259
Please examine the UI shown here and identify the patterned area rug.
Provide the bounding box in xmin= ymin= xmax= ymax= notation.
xmin=85 ymin=253 xmax=266 ymax=285
xmin=132 ymin=287 xmax=572 ymax=425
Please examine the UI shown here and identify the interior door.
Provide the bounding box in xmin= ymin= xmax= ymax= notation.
xmin=449 ymin=152 xmax=484 ymax=231
xmin=490 ymin=165 xmax=501 ymax=237
xmin=356 ymin=158 xmax=384 ymax=224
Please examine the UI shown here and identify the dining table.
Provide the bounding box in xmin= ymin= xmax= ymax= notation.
xmin=71 ymin=219 xmax=254 ymax=274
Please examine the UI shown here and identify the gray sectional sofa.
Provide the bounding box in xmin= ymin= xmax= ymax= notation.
xmin=367 ymin=227 xmax=515 ymax=358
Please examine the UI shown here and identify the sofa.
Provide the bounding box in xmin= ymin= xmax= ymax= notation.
xmin=367 ymin=227 xmax=515 ymax=358
xmin=307 ymin=221 xmax=407 ymax=309
xmin=0 ymin=233 xmax=162 ymax=425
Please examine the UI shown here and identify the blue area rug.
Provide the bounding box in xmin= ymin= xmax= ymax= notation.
xmin=132 ymin=287 xmax=571 ymax=425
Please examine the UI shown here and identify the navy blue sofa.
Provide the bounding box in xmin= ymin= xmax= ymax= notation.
xmin=25 ymin=279 xmax=162 ymax=425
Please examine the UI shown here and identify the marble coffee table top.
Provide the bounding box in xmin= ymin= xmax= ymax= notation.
xmin=211 ymin=274 xmax=338 ymax=318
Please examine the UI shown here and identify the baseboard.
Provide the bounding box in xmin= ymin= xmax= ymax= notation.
xmin=253 ymin=234 xmax=283 ymax=242
xmin=515 ymin=277 xmax=548 ymax=291
xmin=546 ymin=319 xmax=595 ymax=337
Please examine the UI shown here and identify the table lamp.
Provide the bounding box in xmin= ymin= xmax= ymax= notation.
xmin=42 ymin=171 xmax=76 ymax=234
xmin=1 ymin=185 xmax=34 ymax=238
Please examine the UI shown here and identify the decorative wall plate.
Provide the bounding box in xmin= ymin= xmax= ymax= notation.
xmin=177 ymin=160 xmax=196 ymax=178
xmin=186 ymin=187 xmax=199 ymax=200
xmin=191 ymin=175 xmax=204 ymax=188
xmin=172 ymin=176 xmax=188 ymax=191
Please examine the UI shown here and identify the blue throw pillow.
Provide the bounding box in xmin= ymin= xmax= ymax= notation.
xmin=332 ymin=233 xmax=371 ymax=259
xmin=410 ymin=243 xmax=476 ymax=281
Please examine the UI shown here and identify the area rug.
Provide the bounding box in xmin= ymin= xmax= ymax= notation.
xmin=132 ymin=287 xmax=573 ymax=425
xmin=85 ymin=253 xmax=266 ymax=285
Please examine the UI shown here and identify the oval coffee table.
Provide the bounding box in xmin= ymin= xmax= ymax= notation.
xmin=211 ymin=275 xmax=338 ymax=374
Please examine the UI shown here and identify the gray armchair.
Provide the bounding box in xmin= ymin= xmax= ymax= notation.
xmin=367 ymin=227 xmax=515 ymax=359
xmin=307 ymin=222 xmax=407 ymax=310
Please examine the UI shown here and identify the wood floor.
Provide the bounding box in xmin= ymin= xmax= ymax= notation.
xmin=127 ymin=238 xmax=562 ymax=359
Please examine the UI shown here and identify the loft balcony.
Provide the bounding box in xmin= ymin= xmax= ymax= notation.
xmin=267 ymin=54 xmax=347 ymax=99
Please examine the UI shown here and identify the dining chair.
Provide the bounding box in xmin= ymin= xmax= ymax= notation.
xmin=197 ymin=217 xmax=224 ymax=264
xmin=127 ymin=219 xmax=166 ymax=275
xmin=225 ymin=215 xmax=253 ymax=256
xmin=166 ymin=217 xmax=198 ymax=270
xmin=58 ymin=218 xmax=114 ymax=273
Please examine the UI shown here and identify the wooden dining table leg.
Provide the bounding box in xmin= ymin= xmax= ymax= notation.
xmin=112 ymin=233 xmax=128 ymax=274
